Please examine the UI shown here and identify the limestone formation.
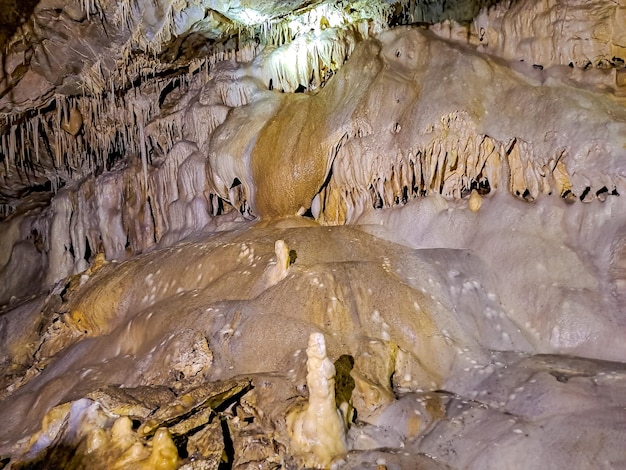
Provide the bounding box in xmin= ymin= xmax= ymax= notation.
xmin=287 ymin=333 xmax=347 ymax=468
xmin=0 ymin=0 xmax=625 ymax=468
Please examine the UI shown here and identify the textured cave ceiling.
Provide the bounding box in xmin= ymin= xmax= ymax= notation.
xmin=0 ymin=0 xmax=506 ymax=208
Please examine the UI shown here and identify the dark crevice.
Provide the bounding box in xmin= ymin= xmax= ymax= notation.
xmin=580 ymin=186 xmax=591 ymax=201
xmin=173 ymin=434 xmax=189 ymax=459
xmin=401 ymin=185 xmax=409 ymax=204
xmin=158 ymin=78 xmax=181 ymax=107
xmin=596 ymin=186 xmax=609 ymax=197
xmin=370 ymin=184 xmax=384 ymax=209
xmin=300 ymin=207 xmax=314 ymax=218
xmin=471 ymin=178 xmax=491 ymax=195
xmin=0 ymin=0 xmax=40 ymax=50
xmin=146 ymin=196 xmax=158 ymax=243
xmin=334 ymin=355 xmax=356 ymax=424
xmin=218 ymin=417 xmax=234 ymax=469
xmin=208 ymin=193 xmax=226 ymax=216
xmin=84 ymin=237 xmax=92 ymax=262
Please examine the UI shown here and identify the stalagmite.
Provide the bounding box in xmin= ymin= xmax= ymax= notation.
xmin=111 ymin=416 xmax=138 ymax=452
xmin=274 ymin=240 xmax=291 ymax=277
xmin=143 ymin=428 xmax=179 ymax=470
xmin=287 ymin=333 xmax=347 ymax=468
xmin=251 ymin=239 xmax=293 ymax=296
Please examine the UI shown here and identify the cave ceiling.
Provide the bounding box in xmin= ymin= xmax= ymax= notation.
xmin=0 ymin=0 xmax=504 ymax=208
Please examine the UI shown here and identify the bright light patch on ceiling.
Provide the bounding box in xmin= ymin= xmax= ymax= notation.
xmin=288 ymin=3 xmax=347 ymax=37
xmin=239 ymin=9 xmax=270 ymax=26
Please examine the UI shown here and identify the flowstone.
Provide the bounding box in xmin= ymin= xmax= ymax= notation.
xmin=0 ymin=0 xmax=625 ymax=468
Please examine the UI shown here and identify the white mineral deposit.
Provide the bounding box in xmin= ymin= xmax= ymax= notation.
xmin=0 ymin=0 xmax=625 ymax=468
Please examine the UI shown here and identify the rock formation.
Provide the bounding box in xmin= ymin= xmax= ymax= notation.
xmin=0 ymin=0 xmax=625 ymax=468
xmin=287 ymin=333 xmax=346 ymax=468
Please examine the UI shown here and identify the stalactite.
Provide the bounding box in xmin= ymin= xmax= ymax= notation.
xmin=313 ymin=107 xmax=619 ymax=225
xmin=0 ymin=4 xmax=622 ymax=303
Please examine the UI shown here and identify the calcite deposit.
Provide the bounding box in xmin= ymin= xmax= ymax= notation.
xmin=287 ymin=333 xmax=346 ymax=467
xmin=0 ymin=0 xmax=626 ymax=468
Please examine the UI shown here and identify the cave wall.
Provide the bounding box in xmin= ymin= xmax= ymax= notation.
xmin=0 ymin=1 xmax=626 ymax=468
